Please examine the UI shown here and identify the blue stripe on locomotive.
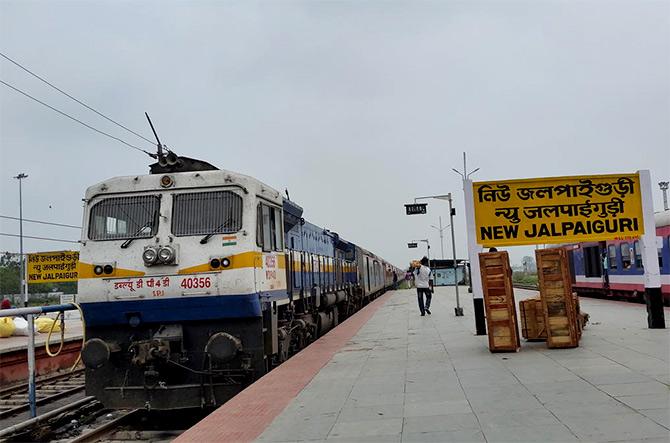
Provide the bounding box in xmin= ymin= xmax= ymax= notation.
xmin=80 ymin=293 xmax=276 ymax=327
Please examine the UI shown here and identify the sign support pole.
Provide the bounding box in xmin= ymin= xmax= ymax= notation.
xmin=639 ymin=170 xmax=665 ymax=328
xmin=463 ymin=178 xmax=486 ymax=335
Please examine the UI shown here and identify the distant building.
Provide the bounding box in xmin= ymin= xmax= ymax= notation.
xmin=429 ymin=259 xmax=467 ymax=286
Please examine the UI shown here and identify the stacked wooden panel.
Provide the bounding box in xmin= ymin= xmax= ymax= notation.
xmin=519 ymin=297 xmax=546 ymax=341
xmin=479 ymin=251 xmax=520 ymax=352
xmin=536 ymin=248 xmax=580 ymax=348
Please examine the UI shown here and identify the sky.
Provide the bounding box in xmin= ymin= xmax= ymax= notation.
xmin=0 ymin=0 xmax=668 ymax=269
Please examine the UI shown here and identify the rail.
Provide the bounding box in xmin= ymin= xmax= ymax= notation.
xmin=513 ymin=283 xmax=539 ymax=290
xmin=0 ymin=303 xmax=81 ymax=418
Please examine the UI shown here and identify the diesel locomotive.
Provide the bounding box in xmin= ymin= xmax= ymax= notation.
xmin=77 ymin=155 xmax=401 ymax=410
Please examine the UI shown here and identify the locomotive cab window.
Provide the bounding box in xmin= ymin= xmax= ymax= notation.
xmin=89 ymin=195 xmax=160 ymax=241
xmin=172 ymin=191 xmax=242 ymax=236
xmin=257 ymin=203 xmax=282 ymax=252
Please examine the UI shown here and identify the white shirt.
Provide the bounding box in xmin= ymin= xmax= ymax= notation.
xmin=414 ymin=265 xmax=431 ymax=289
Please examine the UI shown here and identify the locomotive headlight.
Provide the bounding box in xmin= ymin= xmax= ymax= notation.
xmin=143 ymin=247 xmax=158 ymax=265
xmin=158 ymin=246 xmax=175 ymax=264
xmin=221 ymin=257 xmax=231 ymax=268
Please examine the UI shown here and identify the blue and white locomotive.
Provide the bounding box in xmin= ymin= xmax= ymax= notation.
xmin=77 ymin=156 xmax=400 ymax=409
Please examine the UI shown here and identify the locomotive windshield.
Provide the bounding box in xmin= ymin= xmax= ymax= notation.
xmin=172 ymin=191 xmax=243 ymax=236
xmin=88 ymin=195 xmax=160 ymax=240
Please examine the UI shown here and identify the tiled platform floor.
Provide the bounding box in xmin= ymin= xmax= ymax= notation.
xmin=257 ymin=287 xmax=669 ymax=443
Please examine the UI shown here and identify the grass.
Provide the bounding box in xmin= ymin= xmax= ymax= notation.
xmin=512 ymin=272 xmax=538 ymax=286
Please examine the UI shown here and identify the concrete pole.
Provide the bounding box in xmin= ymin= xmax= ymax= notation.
xmin=463 ymin=178 xmax=486 ymax=334
xmin=639 ymin=170 xmax=665 ymax=328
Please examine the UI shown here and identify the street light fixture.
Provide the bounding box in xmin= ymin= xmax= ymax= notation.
xmin=430 ymin=216 xmax=449 ymax=259
xmin=13 ymin=172 xmax=36 ymax=418
xmin=13 ymin=173 xmax=28 ymax=308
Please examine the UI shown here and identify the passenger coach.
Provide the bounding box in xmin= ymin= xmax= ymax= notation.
xmin=568 ymin=209 xmax=670 ymax=305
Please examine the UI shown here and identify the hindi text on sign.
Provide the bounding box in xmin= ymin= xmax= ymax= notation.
xmin=27 ymin=251 xmax=80 ymax=283
xmin=473 ymin=174 xmax=643 ymax=247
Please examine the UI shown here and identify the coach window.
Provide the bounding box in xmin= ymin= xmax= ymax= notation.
xmin=660 ymin=238 xmax=666 ymax=269
xmin=633 ymin=241 xmax=643 ymax=269
xmin=608 ymin=245 xmax=617 ymax=270
xmin=583 ymin=246 xmax=602 ymax=278
xmin=620 ymin=243 xmax=631 ymax=269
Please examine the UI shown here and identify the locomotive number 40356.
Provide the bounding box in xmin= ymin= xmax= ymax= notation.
xmin=180 ymin=276 xmax=212 ymax=289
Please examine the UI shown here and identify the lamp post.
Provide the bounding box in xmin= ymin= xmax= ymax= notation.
xmin=411 ymin=194 xmax=463 ymax=317
xmin=13 ymin=173 xmax=35 ymax=417
xmin=14 ymin=173 xmax=28 ymax=307
xmin=430 ymin=216 xmax=448 ymax=259
xmin=660 ymin=181 xmax=669 ymax=211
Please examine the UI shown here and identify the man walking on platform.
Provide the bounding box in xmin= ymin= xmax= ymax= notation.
xmin=414 ymin=256 xmax=432 ymax=316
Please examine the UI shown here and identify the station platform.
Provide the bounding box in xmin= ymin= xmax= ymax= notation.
xmin=177 ymin=287 xmax=669 ymax=443
xmin=0 ymin=318 xmax=84 ymax=385
xmin=0 ymin=318 xmax=83 ymax=354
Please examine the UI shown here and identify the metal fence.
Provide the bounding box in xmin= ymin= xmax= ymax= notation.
xmin=1 ymin=303 xmax=79 ymax=418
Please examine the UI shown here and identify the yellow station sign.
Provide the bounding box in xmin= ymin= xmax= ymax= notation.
xmin=473 ymin=173 xmax=643 ymax=247
xmin=27 ymin=251 xmax=79 ymax=283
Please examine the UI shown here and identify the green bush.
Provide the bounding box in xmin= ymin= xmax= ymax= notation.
xmin=512 ymin=271 xmax=538 ymax=286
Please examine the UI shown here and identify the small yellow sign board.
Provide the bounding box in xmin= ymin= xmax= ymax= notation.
xmin=473 ymin=173 xmax=643 ymax=247
xmin=27 ymin=251 xmax=79 ymax=283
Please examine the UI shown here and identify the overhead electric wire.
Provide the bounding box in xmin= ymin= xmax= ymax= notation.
xmin=0 ymin=51 xmax=155 ymax=146
xmin=0 ymin=79 xmax=154 ymax=155
xmin=0 ymin=215 xmax=81 ymax=229
xmin=0 ymin=233 xmax=79 ymax=244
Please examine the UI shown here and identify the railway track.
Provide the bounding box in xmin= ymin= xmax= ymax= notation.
xmin=0 ymin=390 xmax=208 ymax=443
xmin=0 ymin=368 xmax=85 ymax=420
xmin=513 ymin=283 xmax=539 ymax=291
